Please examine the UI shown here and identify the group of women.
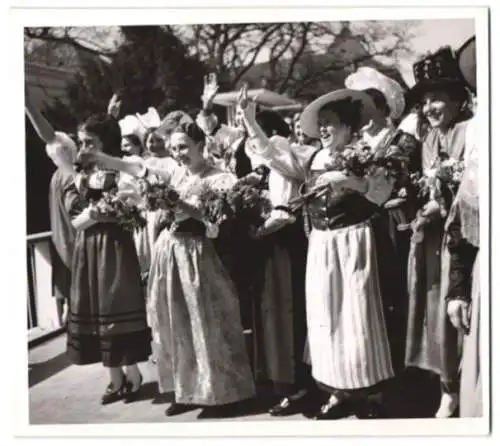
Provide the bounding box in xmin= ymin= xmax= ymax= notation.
xmin=25 ymin=34 xmax=481 ymax=420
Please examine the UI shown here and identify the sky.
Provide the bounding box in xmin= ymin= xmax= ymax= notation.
xmin=398 ymin=18 xmax=475 ymax=86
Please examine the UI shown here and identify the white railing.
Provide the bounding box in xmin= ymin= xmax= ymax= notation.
xmin=27 ymin=231 xmax=64 ymax=345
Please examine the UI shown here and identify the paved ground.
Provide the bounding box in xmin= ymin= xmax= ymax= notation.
xmin=28 ymin=335 xmax=309 ymax=424
xmin=29 ymin=335 xmax=442 ymax=425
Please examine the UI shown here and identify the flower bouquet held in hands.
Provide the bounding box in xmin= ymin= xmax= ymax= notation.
xmin=73 ymin=152 xmax=147 ymax=232
xmin=198 ymin=185 xmax=233 ymax=239
xmin=408 ymin=152 xmax=465 ymax=243
xmin=288 ymin=142 xmax=410 ymax=212
xmin=89 ymin=187 xmax=147 ymax=232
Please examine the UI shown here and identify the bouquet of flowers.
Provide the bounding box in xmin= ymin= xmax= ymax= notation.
xmin=226 ymin=181 xmax=273 ymax=229
xmin=408 ymin=153 xmax=465 ymax=243
xmin=89 ymin=187 xmax=147 ymax=232
xmin=138 ymin=174 xmax=180 ymax=230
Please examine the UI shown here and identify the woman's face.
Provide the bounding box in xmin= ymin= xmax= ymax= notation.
xmin=421 ymin=90 xmax=460 ymax=129
xmin=77 ymin=130 xmax=103 ymax=154
xmin=170 ymin=132 xmax=203 ymax=166
xmin=145 ymin=132 xmax=165 ymax=155
xmin=121 ymin=136 xmax=142 ymax=156
xmin=317 ymin=108 xmax=352 ymax=152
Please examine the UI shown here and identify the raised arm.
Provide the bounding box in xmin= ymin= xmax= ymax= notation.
xmin=238 ymin=86 xmax=312 ymax=181
xmin=25 ymin=92 xmax=56 ymax=144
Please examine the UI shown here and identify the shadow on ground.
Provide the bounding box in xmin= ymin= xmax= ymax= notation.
xmin=29 ymin=352 xmax=72 ymax=388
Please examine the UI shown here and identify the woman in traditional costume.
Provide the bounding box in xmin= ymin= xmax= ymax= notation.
xmin=67 ymin=113 xmax=151 ymax=405
xmin=88 ymin=120 xmax=256 ymax=418
xmin=403 ymin=46 xmax=474 ymax=418
xmin=240 ymin=86 xmax=397 ymax=419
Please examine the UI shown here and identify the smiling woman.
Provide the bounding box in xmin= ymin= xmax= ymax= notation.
xmin=404 ymin=44 xmax=473 ymax=419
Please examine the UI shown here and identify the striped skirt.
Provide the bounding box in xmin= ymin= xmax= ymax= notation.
xmin=306 ymin=220 xmax=394 ymax=390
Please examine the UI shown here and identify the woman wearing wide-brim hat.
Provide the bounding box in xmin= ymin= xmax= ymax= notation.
xmin=403 ymin=44 xmax=474 ymax=418
xmin=239 ymin=85 xmax=399 ymax=419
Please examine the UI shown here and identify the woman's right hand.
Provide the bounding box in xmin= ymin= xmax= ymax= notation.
xmin=237 ymin=83 xmax=257 ymax=123
xmin=201 ymin=73 xmax=219 ymax=110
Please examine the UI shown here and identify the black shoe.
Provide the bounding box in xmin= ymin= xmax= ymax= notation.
xmin=312 ymin=399 xmax=350 ymax=420
xmin=269 ymin=393 xmax=310 ymax=417
xmin=101 ymin=376 xmax=127 ymax=405
xmin=124 ymin=374 xmax=143 ymax=404
xmin=165 ymin=403 xmax=196 ymax=417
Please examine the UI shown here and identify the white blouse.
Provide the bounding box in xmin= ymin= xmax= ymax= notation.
xmin=246 ymin=135 xmax=394 ymax=207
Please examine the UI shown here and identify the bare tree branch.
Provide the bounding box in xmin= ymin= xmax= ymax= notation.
xmin=24 ymin=27 xmax=117 ymax=59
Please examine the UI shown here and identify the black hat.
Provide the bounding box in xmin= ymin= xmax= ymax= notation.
xmin=456 ymin=36 xmax=476 ymax=93
xmin=407 ymin=46 xmax=468 ymax=106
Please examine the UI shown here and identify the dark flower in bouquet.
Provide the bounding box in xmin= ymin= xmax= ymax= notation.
xmin=198 ymin=185 xmax=233 ymax=226
xmin=226 ymin=181 xmax=273 ymax=229
xmin=138 ymin=174 xmax=180 ymax=230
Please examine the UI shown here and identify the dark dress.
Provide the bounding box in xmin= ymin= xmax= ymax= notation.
xmin=64 ymin=171 xmax=151 ymax=367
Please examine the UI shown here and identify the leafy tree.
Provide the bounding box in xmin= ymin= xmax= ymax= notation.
xmin=41 ymin=26 xmax=208 ymax=127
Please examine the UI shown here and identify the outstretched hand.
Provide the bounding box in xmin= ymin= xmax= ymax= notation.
xmin=237 ymin=83 xmax=257 ymax=122
xmin=201 ymin=73 xmax=219 ymax=109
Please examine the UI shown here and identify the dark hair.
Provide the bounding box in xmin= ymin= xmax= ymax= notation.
xmin=123 ymin=134 xmax=143 ymax=154
xmin=256 ymin=110 xmax=292 ymax=138
xmin=363 ymin=88 xmax=390 ymax=117
xmin=171 ymin=121 xmax=206 ymax=146
xmin=320 ymin=98 xmax=364 ymax=133
xmin=78 ymin=113 xmax=122 ymax=157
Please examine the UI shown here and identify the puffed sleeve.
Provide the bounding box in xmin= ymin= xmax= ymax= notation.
xmin=45 ymin=131 xmax=78 ymax=170
xmin=246 ymin=134 xmax=316 ymax=182
xmin=144 ymin=155 xmax=180 ymax=185
xmin=266 ymin=170 xmax=299 ymax=224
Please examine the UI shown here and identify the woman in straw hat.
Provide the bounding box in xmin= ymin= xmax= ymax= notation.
xmin=239 ymin=85 xmax=398 ymax=419
xmin=404 ymin=45 xmax=474 ymax=418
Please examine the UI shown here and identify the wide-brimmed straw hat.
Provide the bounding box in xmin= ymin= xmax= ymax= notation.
xmin=456 ymin=36 xmax=476 ymax=93
xmin=300 ymin=88 xmax=377 ymax=138
xmin=345 ymin=67 xmax=406 ymax=120
xmin=406 ymin=46 xmax=468 ymax=107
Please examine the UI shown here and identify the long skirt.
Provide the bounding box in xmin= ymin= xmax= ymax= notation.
xmin=460 ymin=257 xmax=482 ymax=417
xmin=67 ymin=223 xmax=151 ymax=367
xmin=147 ymin=229 xmax=256 ymax=405
xmin=306 ymin=221 xmax=394 ymax=390
xmin=405 ymin=221 xmax=461 ymax=387
xmin=253 ymin=242 xmax=295 ymax=390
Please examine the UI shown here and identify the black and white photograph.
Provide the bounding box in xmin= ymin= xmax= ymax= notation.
xmin=6 ymin=2 xmax=492 ymax=438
